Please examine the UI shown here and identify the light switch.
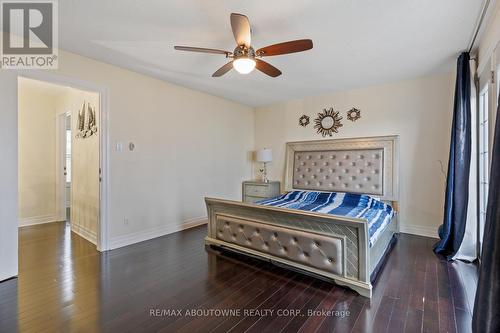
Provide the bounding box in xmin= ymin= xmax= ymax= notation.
xmin=116 ymin=142 xmax=123 ymax=152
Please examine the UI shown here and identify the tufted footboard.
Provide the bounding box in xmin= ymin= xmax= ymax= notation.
xmin=204 ymin=197 xmax=374 ymax=298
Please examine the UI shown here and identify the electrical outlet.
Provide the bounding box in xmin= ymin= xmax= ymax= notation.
xmin=124 ymin=217 xmax=129 ymax=226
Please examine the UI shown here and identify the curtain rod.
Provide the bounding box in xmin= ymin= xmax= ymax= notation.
xmin=468 ymin=0 xmax=492 ymax=53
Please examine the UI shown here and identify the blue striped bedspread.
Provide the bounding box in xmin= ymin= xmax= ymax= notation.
xmin=255 ymin=191 xmax=395 ymax=247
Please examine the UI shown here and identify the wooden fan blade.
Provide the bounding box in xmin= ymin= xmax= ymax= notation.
xmin=174 ymin=46 xmax=230 ymax=55
xmin=256 ymin=39 xmax=313 ymax=57
xmin=212 ymin=61 xmax=234 ymax=77
xmin=255 ymin=59 xmax=282 ymax=77
xmin=230 ymin=13 xmax=251 ymax=48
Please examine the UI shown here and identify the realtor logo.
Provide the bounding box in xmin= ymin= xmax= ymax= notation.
xmin=1 ymin=0 xmax=58 ymax=69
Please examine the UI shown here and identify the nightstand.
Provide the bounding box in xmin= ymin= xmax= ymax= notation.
xmin=242 ymin=181 xmax=281 ymax=203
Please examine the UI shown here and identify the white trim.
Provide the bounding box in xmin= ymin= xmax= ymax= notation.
xmin=473 ymin=0 xmax=500 ymax=73
xmin=468 ymin=0 xmax=493 ymax=53
xmin=399 ymin=224 xmax=438 ymax=239
xmin=72 ymin=224 xmax=97 ymax=245
xmin=19 ymin=215 xmax=60 ymax=227
xmin=108 ymin=217 xmax=208 ymax=250
xmin=98 ymin=85 xmax=110 ymax=252
xmin=476 ymin=0 xmax=499 ymax=74
xmin=18 ymin=71 xmax=110 ymax=252
xmin=56 ymin=112 xmax=68 ymax=222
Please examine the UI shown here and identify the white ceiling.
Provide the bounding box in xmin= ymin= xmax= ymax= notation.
xmin=59 ymin=0 xmax=483 ymax=107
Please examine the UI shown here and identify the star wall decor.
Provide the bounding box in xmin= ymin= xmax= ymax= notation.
xmin=347 ymin=108 xmax=361 ymax=122
xmin=299 ymin=115 xmax=310 ymax=127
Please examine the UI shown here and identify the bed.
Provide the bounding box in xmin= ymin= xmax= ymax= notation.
xmin=204 ymin=135 xmax=399 ymax=298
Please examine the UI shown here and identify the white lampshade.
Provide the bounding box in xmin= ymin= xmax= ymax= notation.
xmin=256 ymin=148 xmax=272 ymax=162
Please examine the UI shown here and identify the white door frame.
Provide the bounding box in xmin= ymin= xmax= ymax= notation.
xmin=18 ymin=71 xmax=110 ymax=252
xmin=56 ymin=112 xmax=69 ymax=222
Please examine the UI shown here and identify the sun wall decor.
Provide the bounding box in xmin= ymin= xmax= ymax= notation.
xmin=314 ymin=108 xmax=343 ymax=137
xmin=347 ymin=108 xmax=361 ymax=122
xmin=299 ymin=115 xmax=310 ymax=127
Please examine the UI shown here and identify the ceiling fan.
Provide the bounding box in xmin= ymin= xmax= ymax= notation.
xmin=174 ymin=13 xmax=313 ymax=77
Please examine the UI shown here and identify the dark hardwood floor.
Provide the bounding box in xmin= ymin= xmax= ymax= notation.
xmin=0 ymin=222 xmax=477 ymax=333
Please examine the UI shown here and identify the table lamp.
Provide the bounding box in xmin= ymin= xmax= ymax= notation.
xmin=256 ymin=148 xmax=272 ymax=183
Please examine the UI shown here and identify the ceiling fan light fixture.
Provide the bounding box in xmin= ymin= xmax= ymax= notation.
xmin=233 ymin=57 xmax=256 ymax=74
xmin=174 ymin=13 xmax=312 ymax=78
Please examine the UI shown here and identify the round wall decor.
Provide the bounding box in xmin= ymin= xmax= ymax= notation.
xmin=347 ymin=108 xmax=361 ymax=122
xmin=314 ymin=108 xmax=343 ymax=137
xmin=299 ymin=115 xmax=310 ymax=127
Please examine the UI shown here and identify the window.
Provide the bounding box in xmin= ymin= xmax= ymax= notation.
xmin=478 ymin=86 xmax=489 ymax=248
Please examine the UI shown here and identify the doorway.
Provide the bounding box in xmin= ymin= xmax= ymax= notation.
xmin=56 ymin=112 xmax=72 ymax=223
xmin=65 ymin=113 xmax=72 ymax=222
xmin=18 ymin=75 xmax=107 ymax=250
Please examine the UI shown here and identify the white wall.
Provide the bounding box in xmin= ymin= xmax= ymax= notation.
xmin=254 ymin=73 xmax=455 ymax=237
xmin=0 ymin=50 xmax=254 ymax=279
xmin=55 ymin=50 xmax=254 ymax=246
xmin=18 ymin=83 xmax=58 ymax=225
xmin=56 ymin=89 xmax=100 ymax=244
xmin=0 ymin=71 xmax=18 ymax=281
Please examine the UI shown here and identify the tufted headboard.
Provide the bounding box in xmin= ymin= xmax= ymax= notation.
xmin=284 ymin=136 xmax=399 ymax=201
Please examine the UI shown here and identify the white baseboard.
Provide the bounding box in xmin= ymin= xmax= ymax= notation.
xmin=71 ymin=223 xmax=97 ymax=245
xmin=19 ymin=214 xmax=60 ymax=227
xmin=108 ymin=217 xmax=208 ymax=250
xmin=399 ymin=224 xmax=438 ymax=239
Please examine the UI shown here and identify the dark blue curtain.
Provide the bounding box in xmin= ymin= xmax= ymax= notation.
xmin=473 ymin=87 xmax=500 ymax=333
xmin=434 ymin=52 xmax=472 ymax=259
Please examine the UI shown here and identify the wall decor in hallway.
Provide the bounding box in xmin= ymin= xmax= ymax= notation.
xmin=76 ymin=101 xmax=98 ymax=139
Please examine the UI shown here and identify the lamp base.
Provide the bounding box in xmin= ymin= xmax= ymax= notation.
xmin=261 ymin=162 xmax=269 ymax=183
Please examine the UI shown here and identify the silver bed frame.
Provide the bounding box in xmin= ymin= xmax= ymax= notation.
xmin=205 ymin=136 xmax=399 ymax=298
